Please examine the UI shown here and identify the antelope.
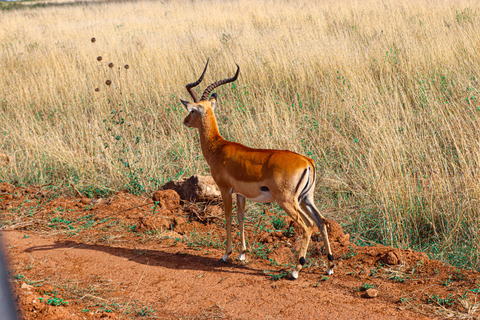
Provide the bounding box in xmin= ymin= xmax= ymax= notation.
xmin=180 ymin=60 xmax=334 ymax=279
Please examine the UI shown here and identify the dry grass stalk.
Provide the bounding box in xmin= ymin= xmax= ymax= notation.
xmin=1 ymin=0 xmax=480 ymax=268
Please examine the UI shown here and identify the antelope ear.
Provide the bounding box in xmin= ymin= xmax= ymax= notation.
xmin=209 ymin=93 xmax=217 ymax=110
xmin=181 ymin=99 xmax=195 ymax=112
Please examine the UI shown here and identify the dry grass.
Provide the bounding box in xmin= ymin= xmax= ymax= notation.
xmin=1 ymin=0 xmax=480 ymax=269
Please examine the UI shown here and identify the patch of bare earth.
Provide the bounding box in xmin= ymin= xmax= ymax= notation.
xmin=1 ymin=183 xmax=480 ymax=319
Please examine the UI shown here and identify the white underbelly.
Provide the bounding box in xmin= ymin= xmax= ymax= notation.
xmin=236 ymin=190 xmax=274 ymax=203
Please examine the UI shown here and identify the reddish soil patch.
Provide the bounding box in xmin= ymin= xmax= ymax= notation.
xmin=1 ymin=183 xmax=479 ymax=319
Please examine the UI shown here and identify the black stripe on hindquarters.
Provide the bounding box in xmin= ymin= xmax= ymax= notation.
xmin=294 ymin=168 xmax=308 ymax=194
xmin=296 ymin=167 xmax=312 ymax=203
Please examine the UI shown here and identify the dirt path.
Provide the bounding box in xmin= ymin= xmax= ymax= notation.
xmin=1 ymin=183 xmax=479 ymax=319
xmin=4 ymin=231 xmax=430 ymax=320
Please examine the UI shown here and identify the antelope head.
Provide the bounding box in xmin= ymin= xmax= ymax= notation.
xmin=181 ymin=59 xmax=240 ymax=129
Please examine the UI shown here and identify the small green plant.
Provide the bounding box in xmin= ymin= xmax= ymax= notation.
xmin=452 ymin=270 xmax=465 ymax=281
xmin=341 ymin=245 xmax=358 ymax=259
xmin=185 ymin=231 xmax=223 ymax=249
xmin=39 ymin=290 xmax=69 ymax=306
xmin=369 ymin=262 xmax=384 ymax=276
xmin=47 ymin=296 xmax=69 ymax=306
xmin=268 ymin=258 xmax=279 ymax=266
xmin=442 ymin=276 xmax=453 ymax=287
xmin=426 ymin=294 xmax=454 ymax=306
xmin=272 ymin=216 xmax=286 ymax=230
xmin=49 ymin=217 xmax=74 ymax=230
xmin=220 ymin=32 xmax=232 ymax=45
xmin=250 ymin=243 xmax=272 ymax=259
xmin=470 ymin=283 xmax=480 ymax=293
xmin=399 ymin=297 xmax=410 ymax=304
xmin=360 ymin=282 xmax=375 ymax=291
xmin=390 ymin=275 xmax=405 ymax=283
xmin=14 ymin=274 xmax=25 ymax=281
xmin=269 ymin=271 xmax=289 ymax=281
xmin=151 ymin=201 xmax=160 ymax=215
xmin=137 ymin=306 xmax=155 ymax=316
xmin=410 ymin=259 xmax=424 ymax=275
xmin=283 ymin=226 xmax=295 ymax=237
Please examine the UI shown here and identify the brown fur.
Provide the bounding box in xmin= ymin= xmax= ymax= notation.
xmin=181 ymin=73 xmax=334 ymax=278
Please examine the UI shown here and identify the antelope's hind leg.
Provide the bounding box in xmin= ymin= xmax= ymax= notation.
xmin=300 ymin=196 xmax=335 ymax=275
xmin=276 ymin=200 xmax=314 ymax=280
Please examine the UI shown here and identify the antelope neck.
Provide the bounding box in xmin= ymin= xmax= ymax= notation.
xmin=198 ymin=114 xmax=225 ymax=165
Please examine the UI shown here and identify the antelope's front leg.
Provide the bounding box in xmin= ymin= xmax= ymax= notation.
xmin=237 ymin=194 xmax=246 ymax=261
xmin=220 ymin=190 xmax=233 ymax=262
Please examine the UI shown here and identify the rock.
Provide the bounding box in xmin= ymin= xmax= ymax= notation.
xmin=21 ymin=283 xmax=33 ymax=291
xmin=80 ymin=198 xmax=91 ymax=205
xmin=91 ymin=198 xmax=104 ymax=205
xmin=365 ymin=288 xmax=378 ymax=298
xmin=161 ymin=175 xmax=221 ymax=202
xmin=152 ymin=189 xmax=181 ymax=210
xmin=380 ymin=250 xmax=401 ymax=265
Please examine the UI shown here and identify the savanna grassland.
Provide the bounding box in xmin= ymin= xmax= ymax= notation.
xmin=1 ymin=0 xmax=480 ymax=272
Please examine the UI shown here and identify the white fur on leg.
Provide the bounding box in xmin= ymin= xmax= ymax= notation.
xmin=238 ymin=253 xmax=245 ymax=261
xmin=326 ymin=267 xmax=334 ymax=275
xmin=291 ymin=270 xmax=299 ymax=279
xmin=221 ymin=253 xmax=229 ymax=262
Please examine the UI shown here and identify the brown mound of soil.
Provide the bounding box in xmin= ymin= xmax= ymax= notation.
xmin=152 ymin=189 xmax=181 ymax=210
xmin=326 ymin=219 xmax=351 ymax=246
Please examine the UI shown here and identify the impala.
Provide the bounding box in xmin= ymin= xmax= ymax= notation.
xmin=180 ymin=60 xmax=334 ymax=278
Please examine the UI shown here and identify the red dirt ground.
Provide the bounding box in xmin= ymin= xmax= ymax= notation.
xmin=1 ymin=183 xmax=480 ymax=319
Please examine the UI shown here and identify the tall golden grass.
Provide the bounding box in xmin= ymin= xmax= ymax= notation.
xmin=1 ymin=0 xmax=480 ymax=268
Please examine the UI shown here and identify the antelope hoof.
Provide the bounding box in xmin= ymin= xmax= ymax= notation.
xmin=219 ymin=253 xmax=229 ymax=263
xmin=291 ymin=270 xmax=299 ymax=280
xmin=238 ymin=253 xmax=246 ymax=261
xmin=326 ymin=267 xmax=334 ymax=275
